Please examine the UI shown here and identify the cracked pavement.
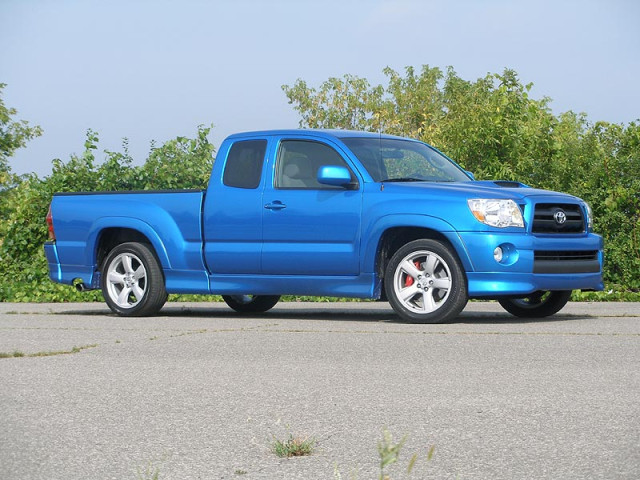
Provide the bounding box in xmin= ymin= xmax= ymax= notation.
xmin=1 ymin=301 xmax=639 ymax=479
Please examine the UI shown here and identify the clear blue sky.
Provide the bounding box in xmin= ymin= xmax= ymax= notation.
xmin=2 ymin=0 xmax=639 ymax=177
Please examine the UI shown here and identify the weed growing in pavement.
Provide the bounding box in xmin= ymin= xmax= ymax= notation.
xmin=136 ymin=464 xmax=160 ymax=480
xmin=377 ymin=427 xmax=435 ymax=480
xmin=125 ymin=428 xmax=430 ymax=478
xmin=0 ymin=344 xmax=98 ymax=358
xmin=272 ymin=432 xmax=316 ymax=457
xmin=333 ymin=428 xmax=435 ymax=480
xmin=0 ymin=350 xmax=25 ymax=358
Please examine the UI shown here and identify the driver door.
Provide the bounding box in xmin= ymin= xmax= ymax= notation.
xmin=261 ymin=138 xmax=362 ymax=276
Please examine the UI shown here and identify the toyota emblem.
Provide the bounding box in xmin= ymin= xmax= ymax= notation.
xmin=554 ymin=210 xmax=567 ymax=225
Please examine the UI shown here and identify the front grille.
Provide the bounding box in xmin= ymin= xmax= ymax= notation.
xmin=534 ymin=251 xmax=598 ymax=261
xmin=532 ymin=203 xmax=585 ymax=234
xmin=534 ymin=250 xmax=600 ymax=274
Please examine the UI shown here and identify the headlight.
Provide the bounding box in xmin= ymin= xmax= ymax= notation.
xmin=467 ymin=199 xmax=524 ymax=228
xmin=584 ymin=202 xmax=593 ymax=229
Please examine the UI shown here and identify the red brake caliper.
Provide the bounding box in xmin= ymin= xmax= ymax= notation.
xmin=404 ymin=260 xmax=422 ymax=287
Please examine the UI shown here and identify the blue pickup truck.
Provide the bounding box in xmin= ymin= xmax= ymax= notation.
xmin=44 ymin=129 xmax=604 ymax=323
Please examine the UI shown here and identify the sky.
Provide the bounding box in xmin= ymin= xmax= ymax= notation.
xmin=2 ymin=0 xmax=639 ymax=177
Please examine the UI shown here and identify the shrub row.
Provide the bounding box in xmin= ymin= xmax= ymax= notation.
xmin=1 ymin=67 xmax=638 ymax=301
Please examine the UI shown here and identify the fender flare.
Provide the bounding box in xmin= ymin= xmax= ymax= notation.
xmin=361 ymin=213 xmax=474 ymax=273
xmin=86 ymin=217 xmax=171 ymax=270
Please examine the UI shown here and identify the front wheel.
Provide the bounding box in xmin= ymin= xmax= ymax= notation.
xmin=101 ymin=242 xmax=168 ymax=317
xmin=222 ymin=295 xmax=281 ymax=313
xmin=385 ymin=239 xmax=468 ymax=323
xmin=498 ymin=291 xmax=572 ymax=318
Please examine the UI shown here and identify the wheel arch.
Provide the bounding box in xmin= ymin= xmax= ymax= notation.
xmin=375 ymin=227 xmax=453 ymax=279
xmin=96 ymin=228 xmax=167 ymax=270
xmin=363 ymin=215 xmax=474 ymax=279
xmin=88 ymin=219 xmax=171 ymax=274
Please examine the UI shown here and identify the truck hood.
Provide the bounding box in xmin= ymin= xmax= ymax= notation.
xmin=381 ymin=180 xmax=581 ymax=202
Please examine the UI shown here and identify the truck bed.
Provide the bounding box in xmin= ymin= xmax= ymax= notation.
xmin=45 ymin=190 xmax=208 ymax=292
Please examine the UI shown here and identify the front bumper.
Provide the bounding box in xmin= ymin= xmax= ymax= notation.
xmin=458 ymin=231 xmax=604 ymax=297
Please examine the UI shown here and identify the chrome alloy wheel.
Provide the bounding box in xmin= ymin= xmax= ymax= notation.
xmin=105 ymin=252 xmax=148 ymax=309
xmin=392 ymin=250 xmax=452 ymax=314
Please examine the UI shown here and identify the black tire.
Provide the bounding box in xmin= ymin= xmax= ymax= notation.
xmin=222 ymin=295 xmax=281 ymax=313
xmin=384 ymin=239 xmax=468 ymax=323
xmin=101 ymin=242 xmax=168 ymax=317
xmin=498 ymin=290 xmax=572 ymax=318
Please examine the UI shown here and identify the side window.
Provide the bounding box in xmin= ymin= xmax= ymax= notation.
xmin=223 ymin=140 xmax=267 ymax=189
xmin=276 ymin=140 xmax=354 ymax=189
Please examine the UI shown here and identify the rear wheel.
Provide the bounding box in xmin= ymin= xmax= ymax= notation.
xmin=101 ymin=242 xmax=167 ymax=317
xmin=222 ymin=295 xmax=281 ymax=313
xmin=385 ymin=239 xmax=468 ymax=323
xmin=499 ymin=290 xmax=572 ymax=318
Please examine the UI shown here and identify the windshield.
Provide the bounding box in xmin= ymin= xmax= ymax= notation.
xmin=341 ymin=137 xmax=472 ymax=183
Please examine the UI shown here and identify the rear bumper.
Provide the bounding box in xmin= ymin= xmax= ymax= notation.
xmin=44 ymin=242 xmax=96 ymax=286
xmin=44 ymin=241 xmax=62 ymax=283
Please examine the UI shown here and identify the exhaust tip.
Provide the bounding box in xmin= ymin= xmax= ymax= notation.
xmin=75 ymin=283 xmax=88 ymax=292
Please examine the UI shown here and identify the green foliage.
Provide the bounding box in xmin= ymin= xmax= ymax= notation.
xmin=373 ymin=428 xmax=433 ymax=480
xmin=1 ymin=67 xmax=639 ymax=302
xmin=0 ymin=84 xmax=43 ymax=176
xmin=284 ymin=66 xmax=640 ymax=292
xmin=0 ymin=83 xmax=43 ymax=221
xmin=0 ymin=351 xmax=25 ymax=358
xmin=271 ymin=433 xmax=315 ymax=458
xmin=136 ymin=463 xmax=160 ymax=480
xmin=378 ymin=428 xmax=408 ymax=479
xmin=0 ymin=344 xmax=98 ymax=358
xmin=137 ymin=126 xmax=214 ymax=190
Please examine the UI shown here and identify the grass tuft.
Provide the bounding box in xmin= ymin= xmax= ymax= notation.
xmin=136 ymin=464 xmax=160 ymax=480
xmin=272 ymin=433 xmax=315 ymax=458
xmin=0 ymin=344 xmax=98 ymax=359
xmin=0 ymin=350 xmax=25 ymax=358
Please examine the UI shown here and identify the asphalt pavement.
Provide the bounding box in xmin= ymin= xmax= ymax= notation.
xmin=1 ymin=301 xmax=639 ymax=480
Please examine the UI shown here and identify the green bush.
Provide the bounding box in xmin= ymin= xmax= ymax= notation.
xmin=1 ymin=67 xmax=639 ymax=302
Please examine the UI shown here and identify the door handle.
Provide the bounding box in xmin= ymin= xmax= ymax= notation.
xmin=264 ymin=201 xmax=286 ymax=210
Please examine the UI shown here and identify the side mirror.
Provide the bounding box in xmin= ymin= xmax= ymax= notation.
xmin=317 ymin=166 xmax=356 ymax=189
xmin=465 ymin=170 xmax=476 ymax=180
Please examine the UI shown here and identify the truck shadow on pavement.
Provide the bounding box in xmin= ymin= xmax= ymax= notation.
xmin=157 ymin=304 xmax=593 ymax=325
xmin=57 ymin=304 xmax=592 ymax=325
xmin=453 ymin=313 xmax=590 ymax=325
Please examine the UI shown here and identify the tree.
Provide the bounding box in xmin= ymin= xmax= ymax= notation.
xmin=0 ymin=83 xmax=43 ymax=187
xmin=0 ymin=83 xmax=43 ymax=225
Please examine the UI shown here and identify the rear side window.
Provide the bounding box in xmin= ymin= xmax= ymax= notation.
xmin=223 ymin=140 xmax=267 ymax=189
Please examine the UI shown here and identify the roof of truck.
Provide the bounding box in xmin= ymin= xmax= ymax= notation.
xmin=225 ymin=129 xmax=414 ymax=141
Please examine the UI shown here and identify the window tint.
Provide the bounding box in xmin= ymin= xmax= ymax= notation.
xmin=223 ymin=140 xmax=267 ymax=189
xmin=276 ymin=140 xmax=354 ymax=189
xmin=341 ymin=137 xmax=470 ymax=183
